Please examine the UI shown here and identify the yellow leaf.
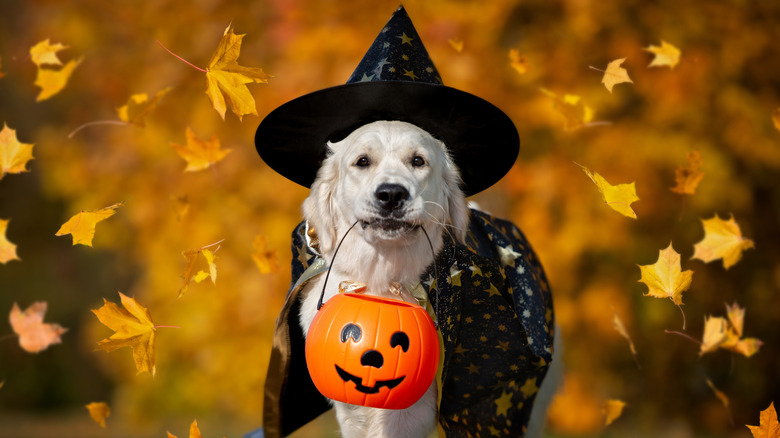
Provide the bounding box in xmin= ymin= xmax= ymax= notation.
xmin=179 ymin=243 xmax=221 ymax=298
xmin=171 ymin=127 xmax=231 ymax=172
xmin=448 ymin=37 xmax=464 ymax=53
xmin=0 ymin=123 xmax=35 ymax=179
xmin=205 ymin=24 xmax=272 ymax=120
xmin=700 ymin=303 xmax=762 ymax=358
xmin=0 ymin=218 xmax=20 ymax=264
xmin=29 ymin=39 xmax=68 ymax=67
xmin=670 ymin=151 xmax=704 ymax=195
xmin=252 ymin=234 xmax=279 ymax=274
xmin=34 ymin=56 xmax=83 ymax=101
xmin=116 ymin=87 xmax=172 ymax=127
xmin=85 ymin=402 xmax=111 ymax=428
xmin=600 ymin=58 xmax=633 ymax=93
xmin=602 ymin=399 xmax=626 ymax=426
xmin=644 ymin=40 xmax=681 ymax=68
xmin=541 ymin=89 xmax=596 ymax=130
xmin=747 ymin=402 xmax=780 ymax=438
xmin=612 ymin=312 xmax=638 ymax=361
xmin=55 ymin=202 xmax=123 ymax=247
xmin=638 ymin=243 xmax=693 ymax=306
xmin=509 ymin=49 xmax=529 ymax=75
xmin=692 ymin=214 xmax=754 ymax=269
xmin=577 ymin=163 xmax=639 ymax=218
xmin=91 ymin=292 xmax=157 ymax=375
xmin=705 ymin=379 xmax=730 ymax=411
xmin=699 ymin=316 xmax=729 ymax=355
xmin=9 ymin=302 xmax=67 ymax=353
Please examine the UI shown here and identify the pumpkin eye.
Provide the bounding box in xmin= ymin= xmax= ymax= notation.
xmin=340 ymin=323 xmax=362 ymax=343
xmin=390 ymin=331 xmax=410 ymax=352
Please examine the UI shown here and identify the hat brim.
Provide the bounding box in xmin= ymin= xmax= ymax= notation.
xmin=255 ymin=81 xmax=519 ymax=197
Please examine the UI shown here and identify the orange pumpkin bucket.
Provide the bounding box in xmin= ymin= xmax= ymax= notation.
xmin=305 ymin=292 xmax=440 ymax=409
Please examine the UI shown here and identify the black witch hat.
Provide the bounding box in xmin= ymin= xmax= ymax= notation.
xmin=255 ymin=5 xmax=519 ymax=196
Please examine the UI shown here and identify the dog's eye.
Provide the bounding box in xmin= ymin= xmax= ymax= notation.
xmin=411 ymin=156 xmax=426 ymax=167
xmin=355 ymin=156 xmax=370 ymax=167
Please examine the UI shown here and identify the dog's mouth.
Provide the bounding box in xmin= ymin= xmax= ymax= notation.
xmin=334 ymin=364 xmax=405 ymax=394
xmin=359 ymin=218 xmax=418 ymax=233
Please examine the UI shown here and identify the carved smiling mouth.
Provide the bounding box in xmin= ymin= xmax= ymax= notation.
xmin=335 ymin=364 xmax=406 ymax=394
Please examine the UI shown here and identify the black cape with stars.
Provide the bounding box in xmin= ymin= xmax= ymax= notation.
xmin=257 ymin=209 xmax=555 ymax=438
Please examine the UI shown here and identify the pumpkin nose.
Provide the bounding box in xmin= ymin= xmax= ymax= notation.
xmin=360 ymin=349 xmax=384 ymax=368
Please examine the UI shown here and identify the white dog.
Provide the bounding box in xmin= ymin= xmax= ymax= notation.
xmin=296 ymin=120 xmax=559 ymax=438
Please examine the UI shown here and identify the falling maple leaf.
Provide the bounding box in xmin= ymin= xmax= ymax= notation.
xmin=613 ymin=312 xmax=639 ymax=366
xmin=602 ymin=399 xmax=626 ymax=426
xmin=594 ymin=58 xmax=633 ymax=93
xmin=0 ymin=218 xmax=20 ymax=264
xmin=9 ymin=302 xmax=67 ymax=353
xmin=85 ymin=402 xmax=111 ymax=428
xmin=171 ymin=127 xmax=232 ymax=172
xmin=252 ymin=234 xmax=279 ymax=274
xmin=55 ymin=202 xmax=123 ymax=247
xmin=179 ymin=240 xmax=222 ymax=298
xmin=448 ymin=37 xmax=464 ymax=52
xmin=706 ymin=379 xmax=730 ymax=409
xmin=540 ymin=88 xmax=597 ymax=131
xmin=700 ymin=303 xmax=762 ymax=357
xmin=638 ymin=243 xmax=693 ymax=328
xmin=747 ymin=402 xmax=780 ymax=438
xmin=29 ymin=39 xmax=68 ymax=67
xmin=92 ymin=292 xmax=157 ymax=375
xmin=0 ymin=123 xmax=35 ymax=180
xmin=117 ymin=87 xmax=173 ymax=127
xmin=670 ymin=151 xmax=704 ymax=195
xmin=577 ymin=163 xmax=639 ymax=218
xmin=692 ymin=214 xmax=754 ymax=269
xmin=34 ymin=56 xmax=83 ymax=102
xmin=509 ymin=49 xmax=530 ymax=75
xmin=645 ymin=40 xmax=681 ymax=68
xmin=168 ymin=419 xmax=209 ymax=438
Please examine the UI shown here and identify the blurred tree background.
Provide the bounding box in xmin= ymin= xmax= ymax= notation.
xmin=1 ymin=0 xmax=778 ymax=437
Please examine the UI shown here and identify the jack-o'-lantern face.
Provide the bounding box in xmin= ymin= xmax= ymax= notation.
xmin=305 ymin=293 xmax=439 ymax=410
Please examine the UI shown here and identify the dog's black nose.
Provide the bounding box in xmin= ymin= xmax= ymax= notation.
xmin=360 ymin=350 xmax=384 ymax=368
xmin=375 ymin=183 xmax=409 ymax=214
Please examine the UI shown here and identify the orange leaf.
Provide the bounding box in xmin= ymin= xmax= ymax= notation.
xmin=747 ymin=402 xmax=780 ymax=438
xmin=448 ymin=37 xmax=464 ymax=53
xmin=92 ymin=292 xmax=157 ymax=375
xmin=0 ymin=218 xmax=20 ymax=264
xmin=85 ymin=402 xmax=111 ymax=428
xmin=252 ymin=234 xmax=279 ymax=274
xmin=171 ymin=127 xmax=231 ymax=172
xmin=602 ymin=399 xmax=626 ymax=426
xmin=0 ymin=123 xmax=35 ymax=179
xmin=55 ymin=202 xmax=123 ymax=247
xmin=9 ymin=302 xmax=67 ymax=353
xmin=670 ymin=151 xmax=704 ymax=195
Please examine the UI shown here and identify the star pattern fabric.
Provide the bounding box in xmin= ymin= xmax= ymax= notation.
xmin=259 ymin=209 xmax=555 ymax=438
xmin=346 ymin=6 xmax=443 ymax=85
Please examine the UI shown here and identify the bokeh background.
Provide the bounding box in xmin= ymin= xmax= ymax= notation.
xmin=1 ymin=0 xmax=779 ymax=437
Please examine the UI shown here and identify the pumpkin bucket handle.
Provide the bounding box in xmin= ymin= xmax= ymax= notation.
xmin=316 ymin=221 xmax=440 ymax=329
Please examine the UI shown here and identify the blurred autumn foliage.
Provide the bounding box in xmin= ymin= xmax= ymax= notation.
xmin=1 ymin=0 xmax=779 ymax=437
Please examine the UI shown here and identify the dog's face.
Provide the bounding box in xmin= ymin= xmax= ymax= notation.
xmin=304 ymin=120 xmax=467 ymax=254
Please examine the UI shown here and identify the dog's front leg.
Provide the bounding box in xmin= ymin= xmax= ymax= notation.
xmin=333 ymin=381 xmax=438 ymax=438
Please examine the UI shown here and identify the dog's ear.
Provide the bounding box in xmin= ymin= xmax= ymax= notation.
xmin=441 ymin=148 xmax=469 ymax=244
xmin=303 ymin=143 xmax=339 ymax=253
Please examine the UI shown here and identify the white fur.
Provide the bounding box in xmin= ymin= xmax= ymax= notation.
xmin=297 ymin=120 xmax=556 ymax=437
